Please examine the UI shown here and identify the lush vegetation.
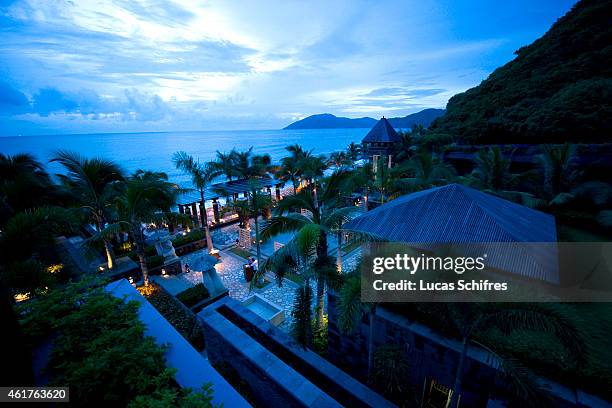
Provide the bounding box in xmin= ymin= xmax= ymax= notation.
xmin=17 ymin=280 xmax=213 ymax=407
xmin=428 ymin=0 xmax=612 ymax=145
xmin=176 ymin=283 xmax=210 ymax=307
xmin=140 ymin=283 xmax=206 ymax=350
xmin=171 ymin=229 xmax=206 ymax=247
xmin=383 ymin=300 xmax=612 ymax=403
xmin=229 ymin=246 xmax=252 ymax=259
xmin=2 ymin=78 xmax=611 ymax=407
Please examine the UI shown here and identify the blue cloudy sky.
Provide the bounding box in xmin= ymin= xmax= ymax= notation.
xmin=0 ymin=0 xmax=576 ymax=135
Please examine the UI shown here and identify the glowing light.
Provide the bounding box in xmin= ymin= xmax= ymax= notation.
xmin=119 ymin=242 xmax=133 ymax=251
xmin=161 ymin=269 xmax=167 ymax=276
xmin=47 ymin=264 xmax=64 ymax=274
xmin=14 ymin=292 xmax=30 ymax=302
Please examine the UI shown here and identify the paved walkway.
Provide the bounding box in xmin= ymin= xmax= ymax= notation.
xmin=212 ymin=249 xmax=310 ymax=331
xmin=175 ymin=221 xmax=363 ymax=333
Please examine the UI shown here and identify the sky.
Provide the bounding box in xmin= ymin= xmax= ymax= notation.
xmin=0 ymin=0 xmax=577 ymax=135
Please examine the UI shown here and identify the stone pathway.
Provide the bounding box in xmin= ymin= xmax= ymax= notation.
xmin=177 ymin=217 xmax=364 ymax=333
xmin=213 ymin=249 xmax=314 ymax=331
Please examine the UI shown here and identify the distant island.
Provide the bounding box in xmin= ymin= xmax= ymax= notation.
xmin=283 ymin=108 xmax=445 ymax=130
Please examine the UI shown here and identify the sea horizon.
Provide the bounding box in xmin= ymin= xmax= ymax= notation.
xmin=0 ymin=128 xmax=369 ymax=188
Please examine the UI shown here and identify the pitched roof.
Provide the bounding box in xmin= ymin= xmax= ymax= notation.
xmin=178 ymin=176 xmax=283 ymax=205
xmin=362 ymin=117 xmax=402 ymax=143
xmin=345 ymin=183 xmax=560 ymax=283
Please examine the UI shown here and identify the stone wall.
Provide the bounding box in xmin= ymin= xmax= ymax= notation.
xmin=199 ymin=296 xmax=395 ymax=408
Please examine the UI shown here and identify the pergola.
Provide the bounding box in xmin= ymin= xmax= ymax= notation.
xmin=177 ymin=177 xmax=285 ymax=225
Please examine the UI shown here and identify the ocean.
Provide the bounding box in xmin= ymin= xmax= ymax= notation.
xmin=0 ymin=128 xmax=369 ymax=187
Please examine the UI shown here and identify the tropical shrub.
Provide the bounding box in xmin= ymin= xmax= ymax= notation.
xmin=176 ymin=283 xmax=210 ymax=307
xmin=140 ymin=284 xmax=205 ymax=350
xmin=17 ymin=280 xmax=213 ymax=407
xmin=172 ymin=230 xmax=205 ymax=248
xmin=371 ymin=345 xmax=413 ymax=405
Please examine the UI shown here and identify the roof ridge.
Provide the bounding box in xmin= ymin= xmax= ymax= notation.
xmin=448 ymin=183 xmax=556 ymax=242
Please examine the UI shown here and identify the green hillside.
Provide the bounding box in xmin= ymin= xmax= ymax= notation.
xmin=428 ymin=0 xmax=611 ymax=145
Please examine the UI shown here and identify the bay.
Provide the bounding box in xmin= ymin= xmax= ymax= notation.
xmin=0 ymin=128 xmax=369 ymax=187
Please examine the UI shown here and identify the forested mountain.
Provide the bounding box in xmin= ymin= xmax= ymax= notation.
xmin=284 ymin=114 xmax=376 ymax=129
xmin=428 ymin=0 xmax=611 ymax=145
xmin=284 ymin=108 xmax=445 ymax=129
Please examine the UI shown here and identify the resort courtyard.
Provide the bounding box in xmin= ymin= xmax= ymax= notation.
xmin=156 ymin=221 xmax=362 ymax=332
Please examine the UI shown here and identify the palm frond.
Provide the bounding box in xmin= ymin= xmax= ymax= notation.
xmin=323 ymin=206 xmax=363 ymax=230
xmin=260 ymin=213 xmax=311 ymax=241
xmin=471 ymin=339 xmax=553 ymax=407
xmin=338 ymin=272 xmax=365 ymax=334
xmin=482 ymin=303 xmax=587 ymax=367
xmin=274 ymin=190 xmax=316 ymax=215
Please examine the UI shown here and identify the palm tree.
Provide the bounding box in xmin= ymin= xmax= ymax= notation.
xmin=462 ymin=147 xmax=544 ymax=208
xmin=286 ymin=144 xmax=313 ymax=189
xmin=392 ymin=148 xmax=456 ymax=191
xmin=232 ymin=147 xmax=254 ymax=179
xmin=338 ymin=271 xmax=377 ymax=377
xmin=105 ymin=170 xmax=180 ymax=286
xmin=249 ymin=153 xmax=273 ymax=177
xmin=276 ymin=156 xmax=301 ymax=194
xmin=541 ymin=144 xmax=577 ymax=199
xmin=395 ymin=131 xmax=414 ymax=162
xmin=470 ymin=146 xmax=514 ymax=192
xmin=291 ymin=283 xmax=313 ymax=349
xmin=286 ymin=144 xmax=312 ymax=161
xmin=52 ymin=151 xmax=125 ymax=269
xmin=172 ymin=151 xmax=218 ymax=253
xmin=346 ymin=142 xmax=362 ymax=162
xmin=0 ymin=153 xmax=58 ymax=225
xmin=328 ymin=151 xmax=349 ymax=168
xmin=411 ymin=123 xmax=425 ymax=137
xmin=337 ymin=276 xmax=586 ymax=407
xmin=344 ymin=165 xmax=376 ymax=211
xmin=301 ymin=155 xmax=327 ymax=207
xmin=444 ymin=302 xmax=585 ymax=408
xmin=212 ymin=149 xmax=238 ymax=182
xmin=260 ymin=171 xmax=360 ymax=328
xmin=234 ymin=182 xmax=272 ymax=272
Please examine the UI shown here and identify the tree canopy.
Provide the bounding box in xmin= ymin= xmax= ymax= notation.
xmin=428 ymin=0 xmax=612 ymax=145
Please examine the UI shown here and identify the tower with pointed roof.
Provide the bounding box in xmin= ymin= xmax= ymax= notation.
xmin=361 ymin=117 xmax=401 ymax=163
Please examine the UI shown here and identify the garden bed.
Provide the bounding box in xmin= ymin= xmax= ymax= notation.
xmin=229 ymin=246 xmax=252 ymax=259
xmin=176 ymin=283 xmax=210 ymax=307
xmin=138 ymin=284 xmax=205 ymax=350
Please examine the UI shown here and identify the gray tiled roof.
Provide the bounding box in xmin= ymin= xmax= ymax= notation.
xmin=345 ymin=183 xmax=560 ymax=283
xmin=362 ymin=117 xmax=402 ymax=143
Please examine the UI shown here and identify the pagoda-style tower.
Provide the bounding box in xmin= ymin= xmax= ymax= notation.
xmin=361 ymin=117 xmax=401 ymax=167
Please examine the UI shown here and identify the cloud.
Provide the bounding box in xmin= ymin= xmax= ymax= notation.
xmin=362 ymin=87 xmax=447 ymax=98
xmin=0 ymin=83 xmax=173 ymax=122
xmin=0 ymin=81 xmax=30 ymax=114
xmin=32 ymin=88 xmax=79 ymax=116
xmin=123 ymin=88 xmax=171 ymax=121
xmin=0 ymin=0 xmax=577 ymax=133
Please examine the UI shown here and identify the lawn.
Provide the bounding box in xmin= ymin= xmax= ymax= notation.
xmin=229 ymin=246 xmax=252 ymax=259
